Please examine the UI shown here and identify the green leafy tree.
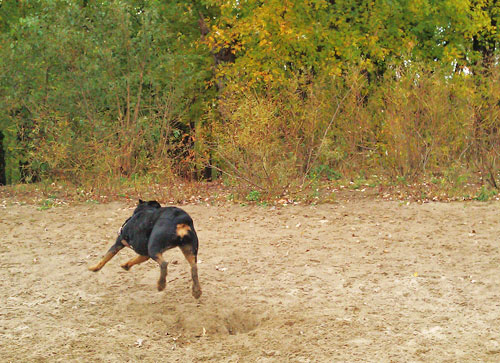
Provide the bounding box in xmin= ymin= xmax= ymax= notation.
xmin=0 ymin=0 xmax=215 ymax=182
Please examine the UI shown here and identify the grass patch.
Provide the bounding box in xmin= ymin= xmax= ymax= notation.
xmin=474 ymin=186 xmax=498 ymax=201
xmin=37 ymin=195 xmax=58 ymax=210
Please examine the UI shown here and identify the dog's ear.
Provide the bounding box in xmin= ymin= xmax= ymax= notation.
xmin=138 ymin=199 xmax=145 ymax=204
xmin=149 ymin=201 xmax=161 ymax=208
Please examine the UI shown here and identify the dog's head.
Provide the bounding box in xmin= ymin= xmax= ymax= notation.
xmin=133 ymin=199 xmax=162 ymax=214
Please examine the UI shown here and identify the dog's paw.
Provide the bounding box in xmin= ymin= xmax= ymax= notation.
xmin=157 ymin=279 xmax=166 ymax=291
xmin=120 ymin=263 xmax=130 ymax=271
xmin=192 ymin=286 xmax=202 ymax=299
xmin=88 ymin=265 xmax=100 ymax=272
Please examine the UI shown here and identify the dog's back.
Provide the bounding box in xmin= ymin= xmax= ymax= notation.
xmin=120 ymin=205 xmax=161 ymax=255
xmin=120 ymin=206 xmax=197 ymax=254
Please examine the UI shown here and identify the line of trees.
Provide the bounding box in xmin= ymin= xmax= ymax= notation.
xmin=0 ymin=0 xmax=499 ymax=193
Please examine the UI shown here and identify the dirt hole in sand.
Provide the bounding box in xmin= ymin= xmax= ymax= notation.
xmin=223 ymin=309 xmax=261 ymax=335
xmin=177 ymin=307 xmax=264 ymax=337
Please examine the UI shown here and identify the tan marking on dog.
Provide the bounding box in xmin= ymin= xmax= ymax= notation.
xmin=121 ymin=255 xmax=149 ymax=270
xmin=121 ymin=239 xmax=131 ymax=248
xmin=176 ymin=223 xmax=191 ymax=238
xmin=88 ymin=250 xmax=117 ymax=272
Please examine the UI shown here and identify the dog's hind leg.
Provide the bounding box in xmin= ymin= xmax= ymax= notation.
xmin=152 ymin=253 xmax=168 ymax=291
xmin=88 ymin=239 xmax=125 ymax=272
xmin=179 ymin=244 xmax=202 ymax=299
xmin=121 ymin=255 xmax=149 ymax=271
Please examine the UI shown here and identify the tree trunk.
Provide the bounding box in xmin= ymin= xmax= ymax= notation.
xmin=0 ymin=131 xmax=6 ymax=185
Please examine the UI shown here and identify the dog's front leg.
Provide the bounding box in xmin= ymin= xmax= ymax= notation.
xmin=121 ymin=255 xmax=149 ymax=271
xmin=88 ymin=238 xmax=125 ymax=272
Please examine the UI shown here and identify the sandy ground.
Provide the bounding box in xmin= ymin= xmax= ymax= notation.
xmin=1 ymin=196 xmax=500 ymax=362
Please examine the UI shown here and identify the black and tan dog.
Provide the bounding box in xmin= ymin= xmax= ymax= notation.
xmin=88 ymin=199 xmax=201 ymax=299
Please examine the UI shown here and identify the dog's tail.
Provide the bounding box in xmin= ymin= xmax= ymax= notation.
xmin=176 ymin=223 xmax=191 ymax=238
